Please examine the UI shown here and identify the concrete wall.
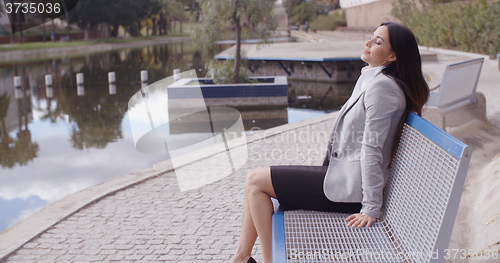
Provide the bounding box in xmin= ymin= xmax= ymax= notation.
xmin=344 ymin=0 xmax=396 ymax=28
xmin=248 ymin=60 xmax=365 ymax=83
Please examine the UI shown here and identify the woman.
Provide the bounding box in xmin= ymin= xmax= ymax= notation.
xmin=232 ymin=22 xmax=430 ymax=263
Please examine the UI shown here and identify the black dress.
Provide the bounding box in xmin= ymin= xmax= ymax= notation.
xmin=270 ymin=150 xmax=362 ymax=213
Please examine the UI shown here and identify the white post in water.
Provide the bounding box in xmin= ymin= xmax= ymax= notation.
xmin=46 ymin=87 xmax=54 ymax=98
xmin=13 ymin=76 xmax=21 ymax=87
xmin=141 ymin=70 xmax=148 ymax=83
xmin=76 ymin=73 xmax=84 ymax=85
xmin=109 ymin=84 xmax=116 ymax=95
xmin=14 ymin=76 xmax=23 ymax=99
xmin=45 ymin=74 xmax=54 ymax=98
xmin=173 ymin=69 xmax=181 ymax=81
xmin=108 ymin=72 xmax=116 ymax=84
xmin=77 ymin=85 xmax=85 ymax=96
xmin=45 ymin=74 xmax=53 ymax=86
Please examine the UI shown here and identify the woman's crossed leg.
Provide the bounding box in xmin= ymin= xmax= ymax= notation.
xmin=232 ymin=167 xmax=275 ymax=263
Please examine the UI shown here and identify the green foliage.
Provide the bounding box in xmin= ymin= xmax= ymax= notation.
xmin=190 ymin=0 xmax=277 ymax=83
xmin=291 ymin=2 xmax=319 ymax=25
xmin=69 ymin=0 xmax=163 ymax=36
xmin=191 ymin=0 xmax=276 ymax=58
xmin=205 ymin=59 xmax=255 ymax=84
xmin=392 ymin=0 xmax=500 ymax=58
xmin=310 ymin=11 xmax=346 ymax=32
xmin=284 ymin=0 xmax=305 ymax=19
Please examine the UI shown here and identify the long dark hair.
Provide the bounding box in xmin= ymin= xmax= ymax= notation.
xmin=380 ymin=22 xmax=429 ymax=116
xmin=380 ymin=22 xmax=430 ymax=162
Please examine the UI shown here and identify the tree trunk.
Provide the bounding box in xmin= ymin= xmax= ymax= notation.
xmin=152 ymin=18 xmax=157 ymax=35
xmin=232 ymin=5 xmax=242 ymax=84
xmin=163 ymin=16 xmax=168 ymax=36
xmin=83 ymin=26 xmax=89 ymax=40
xmin=111 ymin=24 xmax=119 ymax=37
xmin=51 ymin=19 xmax=55 ymax=41
xmin=180 ymin=20 xmax=182 ymax=33
xmin=61 ymin=0 xmax=70 ymax=40
xmin=10 ymin=0 xmax=16 ymax=43
xmin=18 ymin=13 xmax=24 ymax=44
xmin=42 ymin=0 xmax=46 ymax=42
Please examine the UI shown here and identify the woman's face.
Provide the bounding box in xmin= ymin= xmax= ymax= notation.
xmin=361 ymin=26 xmax=396 ymax=68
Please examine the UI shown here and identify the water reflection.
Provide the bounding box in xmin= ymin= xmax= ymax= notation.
xmin=0 ymin=40 xmax=355 ymax=232
xmin=0 ymin=64 xmax=39 ymax=169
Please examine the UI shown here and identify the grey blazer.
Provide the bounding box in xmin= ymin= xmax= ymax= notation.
xmin=323 ymin=70 xmax=406 ymax=218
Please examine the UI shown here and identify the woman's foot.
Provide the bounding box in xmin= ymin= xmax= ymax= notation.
xmin=247 ymin=256 xmax=257 ymax=263
xmin=232 ymin=254 xmax=256 ymax=263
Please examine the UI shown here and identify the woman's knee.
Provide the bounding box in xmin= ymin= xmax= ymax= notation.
xmin=245 ymin=168 xmax=262 ymax=189
xmin=245 ymin=167 xmax=272 ymax=193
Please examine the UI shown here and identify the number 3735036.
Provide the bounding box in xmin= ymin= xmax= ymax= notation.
xmin=5 ymin=2 xmax=61 ymax=14
xmin=444 ymin=249 xmax=499 ymax=260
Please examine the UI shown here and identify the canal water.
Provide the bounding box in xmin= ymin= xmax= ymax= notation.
xmin=0 ymin=40 xmax=355 ymax=232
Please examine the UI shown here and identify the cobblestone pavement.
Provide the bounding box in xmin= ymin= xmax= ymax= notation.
xmin=2 ymin=118 xmax=334 ymax=263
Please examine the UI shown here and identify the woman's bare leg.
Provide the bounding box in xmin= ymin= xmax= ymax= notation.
xmin=232 ymin=186 xmax=258 ymax=263
xmin=232 ymin=167 xmax=276 ymax=263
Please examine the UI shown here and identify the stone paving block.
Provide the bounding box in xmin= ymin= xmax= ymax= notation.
xmin=67 ymin=249 xmax=85 ymax=255
xmin=115 ymin=249 xmax=134 ymax=255
xmin=98 ymin=249 xmax=116 ymax=255
xmin=103 ymin=254 xmax=125 ymax=261
xmin=48 ymin=248 xmax=68 ymax=255
xmin=156 ymin=254 xmax=179 ymax=261
xmin=123 ymin=254 xmax=145 ymax=261
xmin=140 ymin=254 xmax=159 ymax=261
xmin=54 ymin=255 xmax=75 ymax=261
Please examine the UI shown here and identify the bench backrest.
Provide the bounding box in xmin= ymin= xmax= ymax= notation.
xmin=432 ymin=58 xmax=483 ymax=108
xmin=380 ymin=112 xmax=472 ymax=262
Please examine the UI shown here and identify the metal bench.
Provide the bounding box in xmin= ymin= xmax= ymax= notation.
xmin=272 ymin=112 xmax=473 ymax=263
xmin=423 ymin=58 xmax=486 ymax=130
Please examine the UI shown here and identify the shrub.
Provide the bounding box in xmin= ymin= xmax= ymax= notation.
xmin=291 ymin=2 xmax=319 ymax=25
xmin=392 ymin=0 xmax=500 ymax=58
xmin=310 ymin=11 xmax=346 ymax=32
xmin=205 ymin=59 xmax=255 ymax=85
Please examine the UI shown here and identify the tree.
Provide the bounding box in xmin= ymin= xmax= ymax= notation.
xmin=284 ymin=0 xmax=305 ymax=19
xmin=69 ymin=0 xmax=161 ymax=38
xmin=191 ymin=0 xmax=277 ymax=84
xmin=155 ymin=0 xmax=185 ymax=35
xmin=291 ymin=1 xmax=319 ymax=25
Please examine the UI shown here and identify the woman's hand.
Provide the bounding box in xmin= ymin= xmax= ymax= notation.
xmin=346 ymin=213 xmax=376 ymax=228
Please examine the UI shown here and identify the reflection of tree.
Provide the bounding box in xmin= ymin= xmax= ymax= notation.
xmin=51 ymin=41 xmax=198 ymax=150
xmin=0 ymin=92 xmax=40 ymax=168
xmin=191 ymin=51 xmax=204 ymax=75
xmin=58 ymin=52 xmax=142 ymax=150
xmin=14 ymin=130 xmax=39 ymax=166
xmin=0 ymin=93 xmax=9 ymax=134
xmin=0 ymin=133 xmax=16 ymax=168
xmin=0 ymin=92 xmax=15 ymax=168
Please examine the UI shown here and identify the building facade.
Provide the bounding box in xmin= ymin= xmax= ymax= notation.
xmin=340 ymin=0 xmax=396 ymax=28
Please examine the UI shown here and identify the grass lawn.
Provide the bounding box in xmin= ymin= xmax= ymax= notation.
xmin=0 ymin=33 xmax=190 ymax=52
